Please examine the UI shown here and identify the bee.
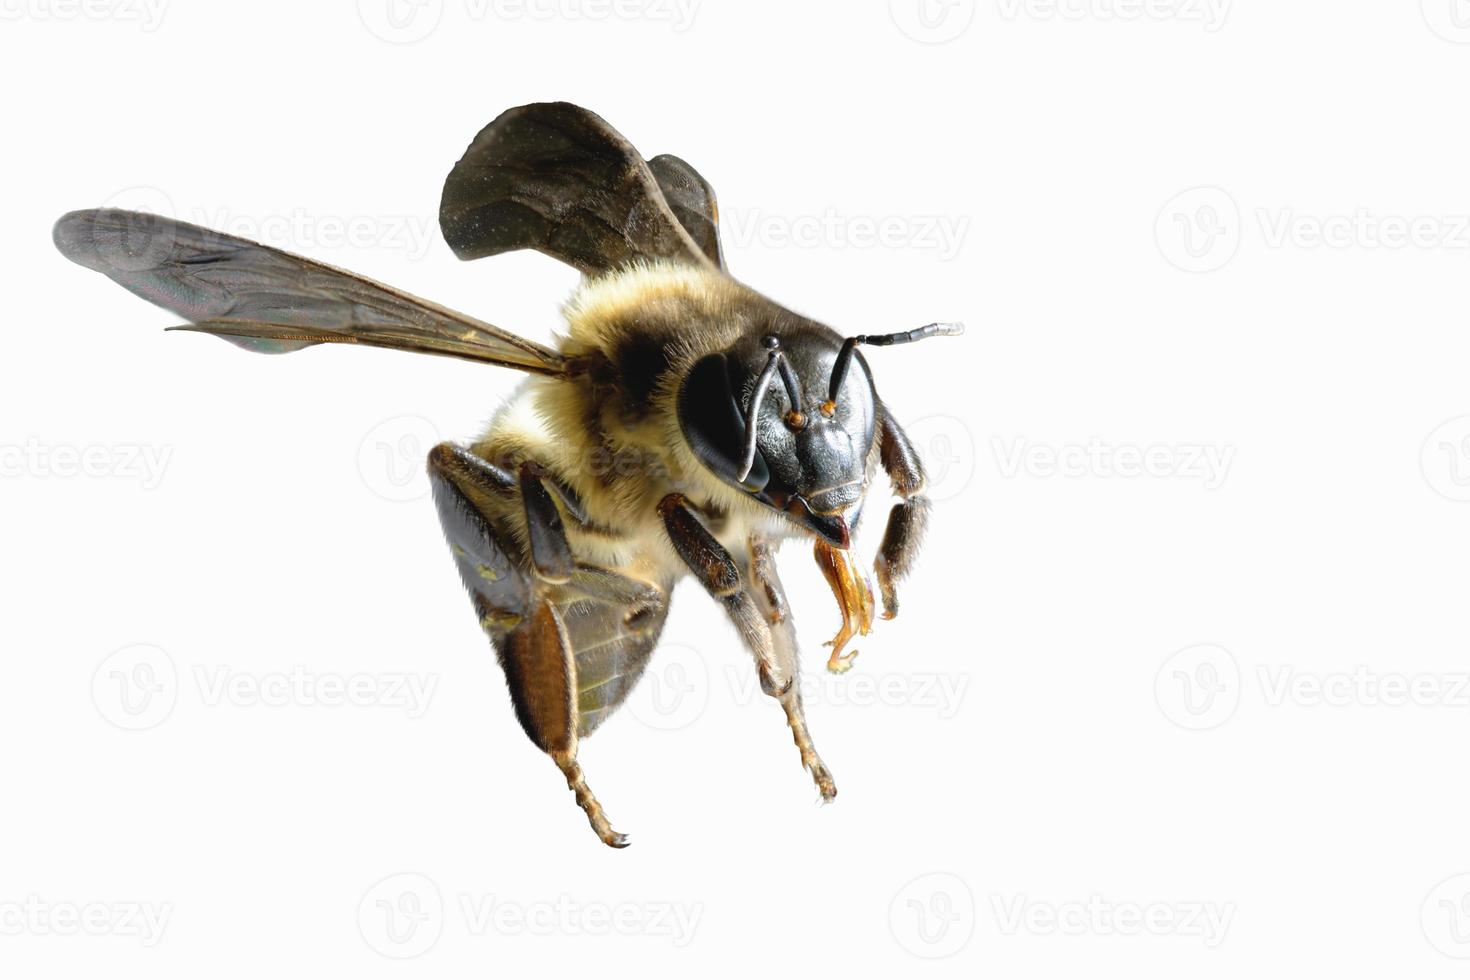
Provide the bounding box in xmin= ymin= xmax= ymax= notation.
xmin=54 ymin=102 xmax=962 ymax=847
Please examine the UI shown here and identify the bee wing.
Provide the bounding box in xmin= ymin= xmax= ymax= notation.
xmin=648 ymin=153 xmax=724 ymax=269
xmin=439 ymin=102 xmax=716 ymax=276
xmin=52 ymin=208 xmax=568 ymax=375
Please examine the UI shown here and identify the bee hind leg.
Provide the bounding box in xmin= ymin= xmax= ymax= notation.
xmin=428 ymin=442 xmax=630 ymax=848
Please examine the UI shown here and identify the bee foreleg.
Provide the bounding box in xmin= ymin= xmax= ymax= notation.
xmin=749 ymin=535 xmax=837 ymax=802
xmin=874 ymin=409 xmax=933 ymax=620
xmin=657 ymin=494 xmax=790 ymax=695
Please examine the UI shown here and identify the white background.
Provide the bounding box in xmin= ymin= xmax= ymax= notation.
xmin=3 ymin=0 xmax=1470 ymax=975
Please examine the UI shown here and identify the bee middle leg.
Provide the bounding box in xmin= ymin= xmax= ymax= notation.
xmin=750 ymin=535 xmax=837 ymax=801
xmin=658 ymin=493 xmax=835 ymax=800
xmin=429 ymin=441 xmax=630 ymax=848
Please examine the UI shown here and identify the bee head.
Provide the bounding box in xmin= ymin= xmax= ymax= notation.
xmin=677 ymin=322 xmax=962 ymax=549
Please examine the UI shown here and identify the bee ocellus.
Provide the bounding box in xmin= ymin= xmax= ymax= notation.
xmin=53 ymin=102 xmax=963 ymax=847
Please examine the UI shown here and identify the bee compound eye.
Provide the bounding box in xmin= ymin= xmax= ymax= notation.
xmin=677 ymin=353 xmax=771 ymax=491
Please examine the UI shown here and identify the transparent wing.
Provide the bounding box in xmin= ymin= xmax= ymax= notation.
xmin=53 ymin=208 xmax=568 ymax=375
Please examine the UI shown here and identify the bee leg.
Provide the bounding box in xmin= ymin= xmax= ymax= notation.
xmin=506 ymin=600 xmax=629 ymax=849
xmin=429 ymin=443 xmax=630 ymax=848
xmin=874 ymin=409 xmax=934 ymax=620
xmin=750 ymin=535 xmax=837 ymax=802
xmin=658 ymin=494 xmax=791 ymax=694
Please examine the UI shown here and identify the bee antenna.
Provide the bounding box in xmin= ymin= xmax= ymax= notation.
xmin=736 ymin=336 xmax=809 ymax=483
xmin=826 ymin=322 xmax=966 ymax=405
